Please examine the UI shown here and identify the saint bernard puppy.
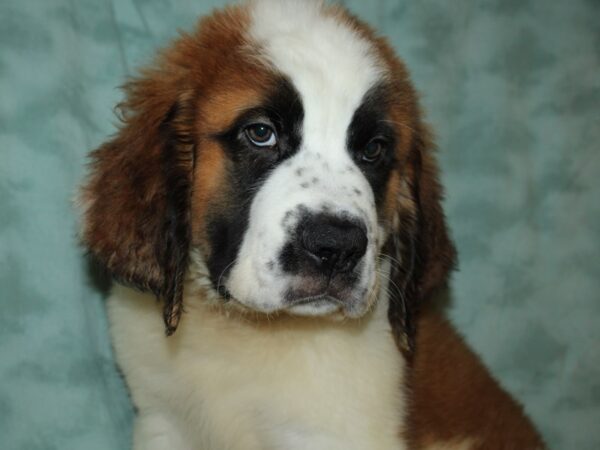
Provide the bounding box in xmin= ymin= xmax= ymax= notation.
xmin=80 ymin=1 xmax=546 ymax=449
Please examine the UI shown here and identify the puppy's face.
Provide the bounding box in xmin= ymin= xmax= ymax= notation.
xmin=81 ymin=1 xmax=455 ymax=340
xmin=202 ymin=80 xmax=385 ymax=318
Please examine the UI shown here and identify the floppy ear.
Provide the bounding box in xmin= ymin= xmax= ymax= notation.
xmin=411 ymin=130 xmax=457 ymax=301
xmin=80 ymin=70 xmax=196 ymax=335
xmin=388 ymin=127 xmax=457 ymax=354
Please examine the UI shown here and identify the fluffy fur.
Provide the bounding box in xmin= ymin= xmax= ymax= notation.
xmin=80 ymin=1 xmax=545 ymax=449
xmin=109 ymin=263 xmax=405 ymax=449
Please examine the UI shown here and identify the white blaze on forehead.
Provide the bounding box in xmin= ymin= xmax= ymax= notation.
xmin=248 ymin=0 xmax=384 ymax=139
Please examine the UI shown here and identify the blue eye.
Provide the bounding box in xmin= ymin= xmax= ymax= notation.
xmin=362 ymin=139 xmax=384 ymax=162
xmin=245 ymin=123 xmax=277 ymax=147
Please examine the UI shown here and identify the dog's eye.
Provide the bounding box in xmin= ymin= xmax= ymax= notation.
xmin=362 ymin=139 xmax=385 ymax=162
xmin=245 ymin=123 xmax=277 ymax=147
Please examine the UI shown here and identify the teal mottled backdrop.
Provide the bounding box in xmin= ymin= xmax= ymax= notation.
xmin=1 ymin=1 xmax=599 ymax=449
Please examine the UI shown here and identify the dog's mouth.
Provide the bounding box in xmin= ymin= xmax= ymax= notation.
xmin=284 ymin=293 xmax=344 ymax=316
xmin=217 ymin=270 xmax=379 ymax=319
xmin=286 ymin=293 xmax=342 ymax=306
xmin=284 ymin=278 xmax=354 ymax=311
xmin=223 ymin=289 xmax=375 ymax=319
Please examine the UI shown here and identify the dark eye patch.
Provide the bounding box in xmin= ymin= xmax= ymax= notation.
xmin=346 ymin=83 xmax=397 ymax=206
xmin=205 ymin=76 xmax=304 ymax=292
xmin=216 ymin=78 xmax=303 ymax=165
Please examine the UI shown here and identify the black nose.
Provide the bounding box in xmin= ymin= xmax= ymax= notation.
xmin=298 ymin=214 xmax=368 ymax=275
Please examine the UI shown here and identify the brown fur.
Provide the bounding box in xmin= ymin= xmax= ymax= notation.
xmin=190 ymin=139 xmax=229 ymax=252
xmin=409 ymin=305 xmax=546 ymax=449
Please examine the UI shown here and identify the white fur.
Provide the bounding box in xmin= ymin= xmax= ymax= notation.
xmin=226 ymin=0 xmax=387 ymax=316
xmin=109 ymin=261 xmax=406 ymax=449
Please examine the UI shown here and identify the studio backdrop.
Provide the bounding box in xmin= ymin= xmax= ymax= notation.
xmin=1 ymin=0 xmax=599 ymax=449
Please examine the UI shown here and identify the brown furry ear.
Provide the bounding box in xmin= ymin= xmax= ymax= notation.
xmin=411 ymin=131 xmax=457 ymax=301
xmin=389 ymin=128 xmax=457 ymax=354
xmin=80 ymin=72 xmax=195 ymax=335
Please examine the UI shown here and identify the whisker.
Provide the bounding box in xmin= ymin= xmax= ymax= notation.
xmin=376 ymin=232 xmax=417 ymax=310
xmin=216 ymin=259 xmax=238 ymax=299
xmin=378 ymin=253 xmax=403 ymax=270
xmin=376 ymin=267 xmax=406 ymax=306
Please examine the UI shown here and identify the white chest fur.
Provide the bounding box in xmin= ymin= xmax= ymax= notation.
xmin=108 ymin=285 xmax=407 ymax=450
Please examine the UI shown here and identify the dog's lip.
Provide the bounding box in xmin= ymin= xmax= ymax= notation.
xmin=285 ymin=294 xmax=344 ymax=317
xmin=285 ymin=293 xmax=343 ymax=307
xmin=223 ymin=293 xmax=344 ymax=316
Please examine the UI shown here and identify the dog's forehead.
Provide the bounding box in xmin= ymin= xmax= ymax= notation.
xmin=249 ymin=1 xmax=385 ymax=145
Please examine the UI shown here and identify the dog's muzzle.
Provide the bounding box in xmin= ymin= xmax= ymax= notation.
xmin=279 ymin=212 xmax=368 ymax=309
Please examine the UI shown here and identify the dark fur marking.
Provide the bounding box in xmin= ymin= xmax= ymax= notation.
xmin=207 ymin=77 xmax=304 ymax=290
xmin=346 ymin=83 xmax=396 ymax=208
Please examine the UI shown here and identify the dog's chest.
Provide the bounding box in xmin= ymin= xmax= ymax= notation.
xmin=109 ymin=286 xmax=407 ymax=450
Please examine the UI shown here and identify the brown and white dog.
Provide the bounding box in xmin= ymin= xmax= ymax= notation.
xmin=80 ymin=1 xmax=545 ymax=449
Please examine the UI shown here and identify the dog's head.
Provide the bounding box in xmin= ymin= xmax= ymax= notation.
xmin=80 ymin=0 xmax=455 ymax=348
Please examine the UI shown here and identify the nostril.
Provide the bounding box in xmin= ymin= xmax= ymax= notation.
xmin=312 ymin=246 xmax=338 ymax=266
xmin=316 ymin=248 xmax=334 ymax=263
